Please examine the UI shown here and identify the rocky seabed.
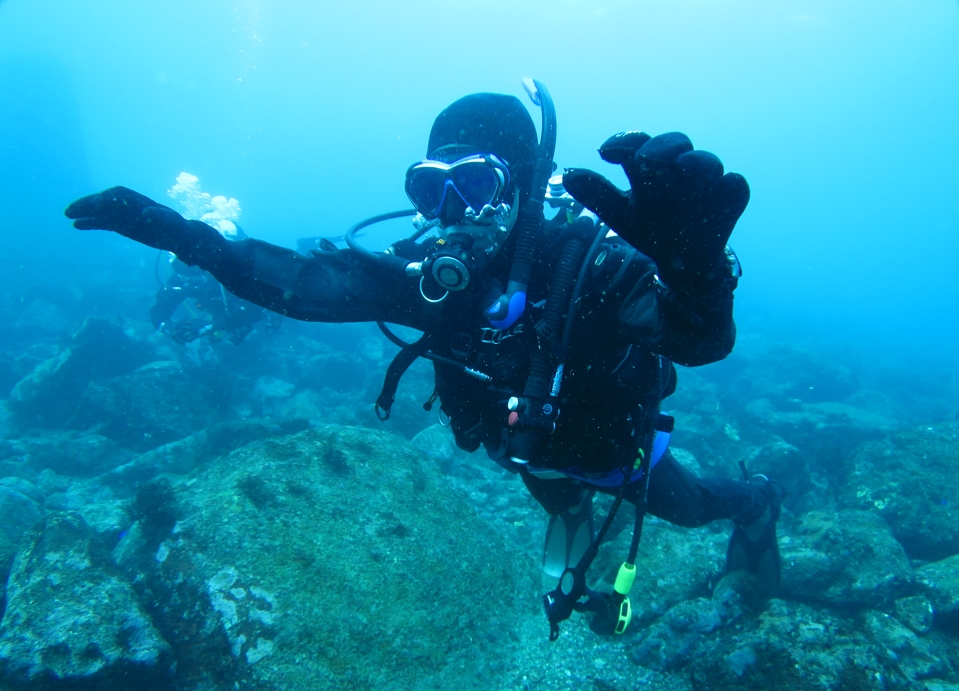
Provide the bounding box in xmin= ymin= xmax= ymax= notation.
xmin=0 ymin=318 xmax=958 ymax=690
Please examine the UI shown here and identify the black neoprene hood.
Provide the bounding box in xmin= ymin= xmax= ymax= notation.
xmin=427 ymin=93 xmax=539 ymax=204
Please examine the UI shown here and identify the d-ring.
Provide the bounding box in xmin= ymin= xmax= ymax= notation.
xmin=419 ymin=276 xmax=449 ymax=303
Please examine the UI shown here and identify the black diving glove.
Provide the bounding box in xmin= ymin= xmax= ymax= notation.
xmin=65 ymin=186 xmax=225 ymax=263
xmin=563 ymin=132 xmax=749 ymax=291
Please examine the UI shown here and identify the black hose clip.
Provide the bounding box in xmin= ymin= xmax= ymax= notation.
xmin=543 ymin=568 xmax=625 ymax=641
xmin=543 ymin=567 xmax=587 ymax=641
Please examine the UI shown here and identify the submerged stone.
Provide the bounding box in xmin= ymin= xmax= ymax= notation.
xmin=916 ymin=554 xmax=959 ymax=631
xmin=115 ymin=425 xmax=541 ymax=691
xmin=0 ymin=431 xmax=134 ymax=477
xmin=8 ymin=317 xmax=153 ymax=429
xmin=0 ymin=512 xmax=173 ymax=689
xmin=780 ymin=509 xmax=912 ymax=608
xmin=895 ymin=595 xmax=935 ymax=634
xmin=0 ymin=485 xmax=43 ymax=586
xmin=842 ymin=422 xmax=959 ymax=561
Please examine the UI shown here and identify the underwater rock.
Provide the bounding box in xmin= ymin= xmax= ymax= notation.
xmin=299 ymin=350 xmax=371 ymax=393
xmin=699 ymin=337 xmax=862 ymax=405
xmin=630 ymin=589 xmax=740 ymax=671
xmin=780 ymin=509 xmax=912 ymax=608
xmin=861 ymin=609 xmax=949 ymax=681
xmin=842 ymin=422 xmax=959 ymax=561
xmin=8 ymin=317 xmax=154 ymax=428
xmin=0 ymin=476 xmax=42 ymax=503
xmin=683 ymin=598 xmax=954 ymax=690
xmin=742 ymin=398 xmax=895 ymax=471
xmin=101 ymin=418 xmax=311 ymax=488
xmin=69 ymin=360 xmax=229 ymax=451
xmin=0 ymin=430 xmax=134 ymax=477
xmin=627 ymin=571 xmax=761 ymax=673
xmin=0 ymin=402 xmax=11 ymax=441
xmin=0 ymin=357 xmax=15 ymax=399
xmin=668 ymin=369 xmax=747 ymax=479
xmin=895 ymin=595 xmax=936 ymax=634
xmin=113 ymin=425 xmax=540 ymax=691
xmin=916 ymin=554 xmax=959 ymax=631
xmin=43 ymin=480 xmax=128 ymax=538
xmin=0 ymin=486 xmax=43 ymax=586
xmin=0 ymin=512 xmax=173 ymax=689
xmin=410 ymin=423 xmax=461 ymax=468
xmin=251 ymin=375 xmax=295 ymax=411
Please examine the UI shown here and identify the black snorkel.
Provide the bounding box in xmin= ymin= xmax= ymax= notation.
xmin=483 ymin=78 xmax=557 ymax=329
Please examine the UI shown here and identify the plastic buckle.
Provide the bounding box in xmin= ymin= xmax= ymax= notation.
xmin=614 ymin=597 xmax=632 ymax=634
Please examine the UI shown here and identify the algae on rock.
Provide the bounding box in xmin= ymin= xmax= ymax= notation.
xmin=115 ymin=425 xmax=541 ymax=691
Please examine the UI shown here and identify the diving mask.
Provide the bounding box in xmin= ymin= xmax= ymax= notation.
xmin=405 ymin=154 xmax=511 ymax=224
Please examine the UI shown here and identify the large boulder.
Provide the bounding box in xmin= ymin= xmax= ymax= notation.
xmin=0 ymin=430 xmax=134 ymax=477
xmin=781 ymin=510 xmax=913 ymax=608
xmin=42 ymin=482 xmax=128 ymax=538
xmin=68 ymin=360 xmax=230 ymax=451
xmin=112 ymin=425 xmax=543 ymax=691
xmin=698 ymin=337 xmax=862 ymax=407
xmin=100 ymin=418 xmax=310 ymax=489
xmin=680 ymin=599 xmax=956 ymax=690
xmin=8 ymin=317 xmax=154 ymax=428
xmin=299 ymin=350 xmax=371 ymax=393
xmin=742 ymin=398 xmax=895 ymax=472
xmin=0 ymin=512 xmax=173 ymax=690
xmin=860 ymin=609 xmax=949 ymax=681
xmin=624 ymin=562 xmax=959 ymax=690
xmin=916 ymin=554 xmax=959 ymax=631
xmin=841 ymin=423 xmax=959 ymax=561
xmin=0 ymin=486 xmax=43 ymax=585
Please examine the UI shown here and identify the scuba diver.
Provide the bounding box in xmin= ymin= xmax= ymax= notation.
xmin=151 ymin=252 xmax=282 ymax=345
xmin=65 ymin=80 xmax=784 ymax=640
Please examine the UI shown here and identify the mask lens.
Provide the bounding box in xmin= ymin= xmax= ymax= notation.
xmin=406 ymin=167 xmax=448 ymax=217
xmin=405 ymin=156 xmax=510 ymax=221
xmin=452 ymin=164 xmax=501 ymax=211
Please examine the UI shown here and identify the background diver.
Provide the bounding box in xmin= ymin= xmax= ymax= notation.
xmin=65 ymin=80 xmax=784 ymax=639
xmin=151 ymin=250 xmax=282 ymax=346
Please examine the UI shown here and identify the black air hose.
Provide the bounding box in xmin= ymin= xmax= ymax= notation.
xmin=513 ymin=205 xmax=542 ymax=261
xmin=524 ymin=237 xmax=585 ymax=399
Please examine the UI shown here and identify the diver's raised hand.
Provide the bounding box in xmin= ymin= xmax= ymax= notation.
xmin=65 ymin=186 xmax=209 ymax=255
xmin=563 ymin=132 xmax=749 ymax=289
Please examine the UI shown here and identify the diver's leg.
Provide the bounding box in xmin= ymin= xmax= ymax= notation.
xmin=520 ymin=469 xmax=594 ymax=577
xmin=641 ymin=451 xmax=784 ymax=595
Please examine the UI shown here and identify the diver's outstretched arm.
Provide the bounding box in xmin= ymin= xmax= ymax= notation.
xmin=66 ymin=187 xmax=421 ymax=326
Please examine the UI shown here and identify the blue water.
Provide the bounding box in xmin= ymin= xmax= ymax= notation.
xmin=0 ymin=0 xmax=956 ymax=437
xmin=2 ymin=2 xmax=959 ymax=686
xmin=3 ymin=0 xmax=957 ymax=366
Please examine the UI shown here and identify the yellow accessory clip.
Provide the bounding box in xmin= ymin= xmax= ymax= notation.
xmin=614 ymin=562 xmax=636 ymax=596
xmin=633 ymin=448 xmax=645 ymax=471
xmin=614 ymin=597 xmax=632 ymax=634
xmin=612 ymin=562 xmax=636 ymax=634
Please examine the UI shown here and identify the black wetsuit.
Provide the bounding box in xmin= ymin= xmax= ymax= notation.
xmin=168 ymin=211 xmax=760 ymax=524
